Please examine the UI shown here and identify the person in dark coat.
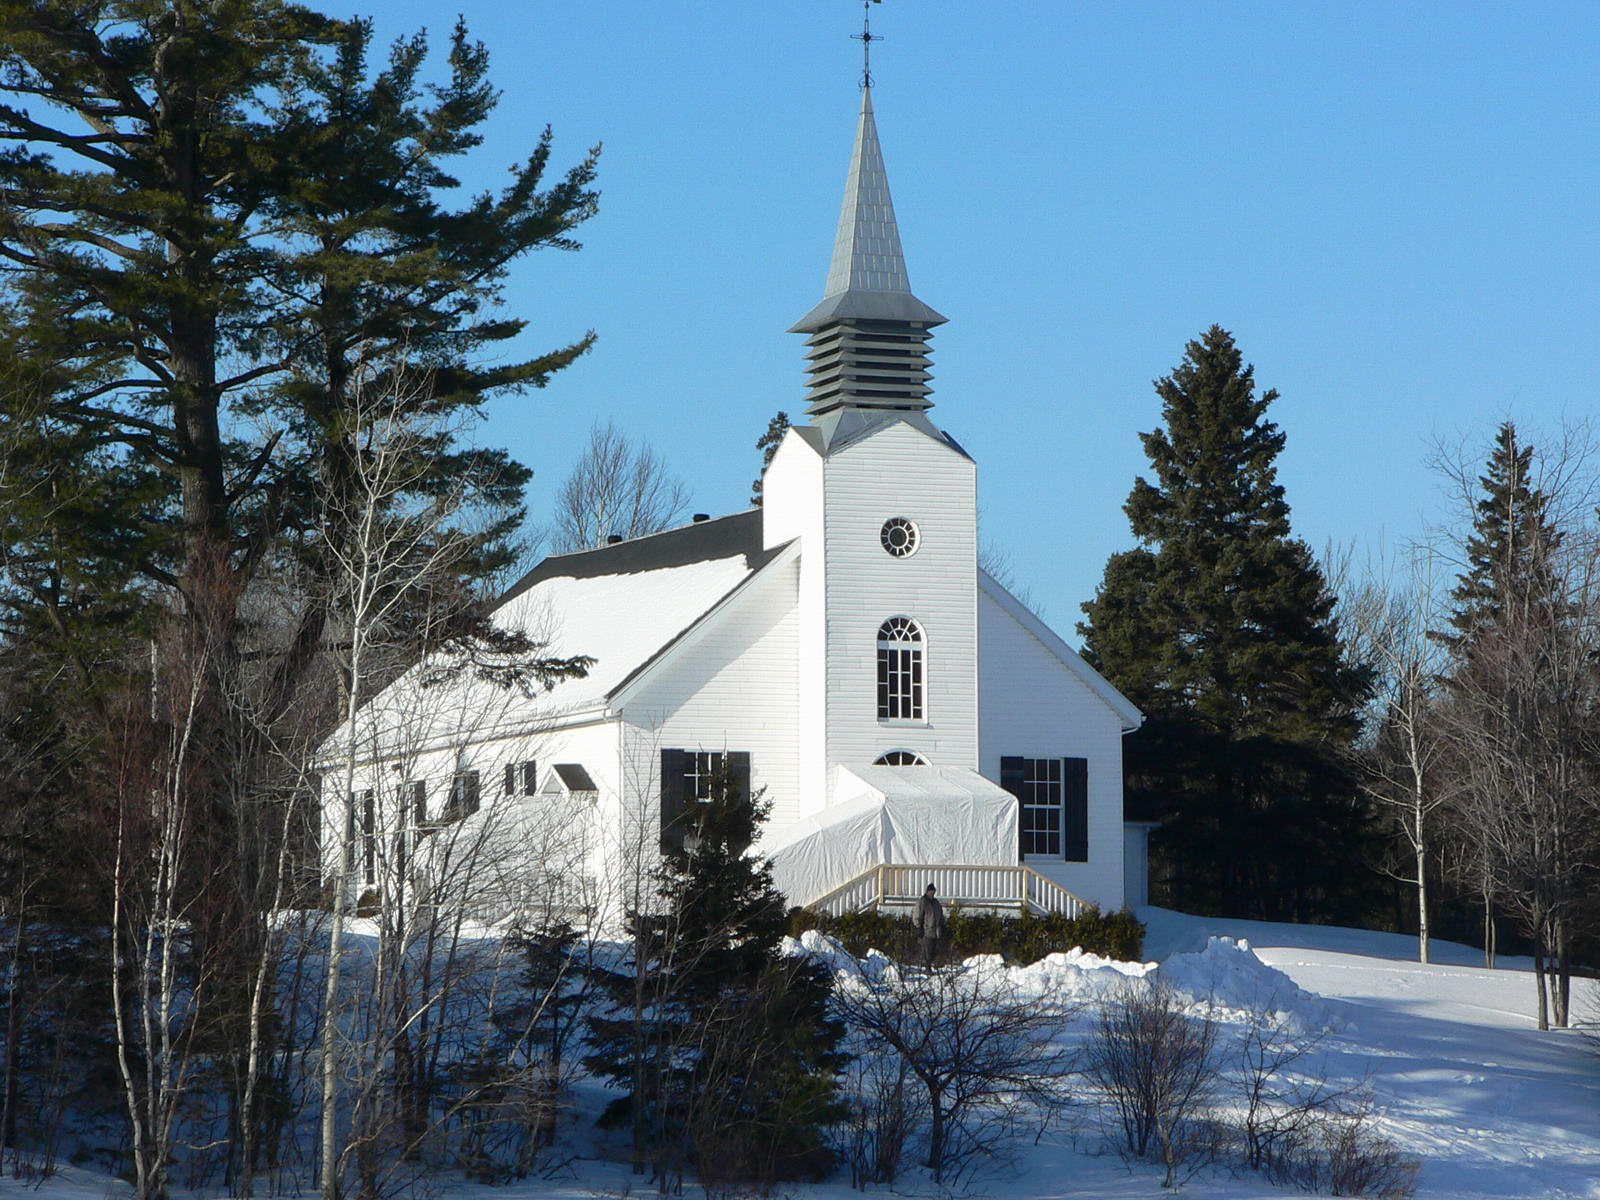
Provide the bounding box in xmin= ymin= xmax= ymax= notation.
xmin=915 ymin=883 xmax=947 ymax=970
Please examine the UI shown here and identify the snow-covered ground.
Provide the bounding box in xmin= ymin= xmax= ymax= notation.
xmin=4 ymin=907 xmax=1596 ymax=1199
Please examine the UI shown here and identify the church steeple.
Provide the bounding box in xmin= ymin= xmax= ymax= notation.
xmin=790 ymin=87 xmax=946 ymax=419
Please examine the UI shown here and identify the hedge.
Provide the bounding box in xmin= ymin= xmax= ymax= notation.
xmin=787 ymin=904 xmax=1145 ymax=966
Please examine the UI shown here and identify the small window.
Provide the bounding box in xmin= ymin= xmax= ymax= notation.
xmin=874 ymin=750 xmax=928 ymax=766
xmin=446 ymin=770 xmax=480 ymax=821
xmin=503 ymin=760 xmax=538 ymax=797
xmin=880 ymin=516 xmax=919 ymax=557
xmin=877 ymin=617 xmax=924 ymax=720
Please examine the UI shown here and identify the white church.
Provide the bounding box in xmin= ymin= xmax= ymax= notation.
xmin=324 ymin=85 xmax=1148 ymax=922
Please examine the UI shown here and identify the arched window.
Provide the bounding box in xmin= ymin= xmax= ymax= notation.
xmin=874 ymin=750 xmax=929 ymax=766
xmin=877 ymin=617 xmax=924 ymax=720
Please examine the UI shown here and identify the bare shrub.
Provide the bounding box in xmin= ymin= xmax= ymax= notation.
xmin=1087 ymin=977 xmax=1219 ymax=1188
xmin=1264 ymin=1088 xmax=1420 ymax=1199
xmin=830 ymin=962 xmax=1078 ymax=1186
xmin=1233 ymin=1004 xmax=1361 ymax=1173
xmin=838 ymin=1052 xmax=922 ymax=1188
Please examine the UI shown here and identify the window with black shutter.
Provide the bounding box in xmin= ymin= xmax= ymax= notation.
xmin=503 ymin=760 xmax=538 ymax=797
xmin=1000 ymin=756 xmax=1089 ymax=861
xmin=446 ymin=770 xmax=480 ymax=821
xmin=660 ymin=749 xmax=752 ymax=852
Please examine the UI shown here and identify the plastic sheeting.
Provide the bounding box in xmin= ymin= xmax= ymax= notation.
xmin=763 ymin=765 xmax=1019 ymax=907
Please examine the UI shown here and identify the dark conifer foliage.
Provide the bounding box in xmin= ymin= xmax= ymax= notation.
xmin=1081 ymin=326 xmax=1372 ymax=922
xmin=0 ymin=8 xmax=600 ymax=1191
xmin=750 ymin=410 xmax=790 ymax=505
xmin=585 ymin=769 xmax=846 ymax=1189
xmin=1435 ymin=422 xmax=1563 ymax=657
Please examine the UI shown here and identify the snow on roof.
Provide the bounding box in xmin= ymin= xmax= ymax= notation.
xmin=495 ymin=544 xmax=762 ymax=707
xmin=324 ymin=511 xmax=784 ymax=762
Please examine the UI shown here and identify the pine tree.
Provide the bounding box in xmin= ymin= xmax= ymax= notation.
xmin=585 ymin=767 xmax=845 ymax=1188
xmin=1080 ymin=326 xmax=1372 ymax=921
xmin=750 ymin=410 xmax=790 ymax=505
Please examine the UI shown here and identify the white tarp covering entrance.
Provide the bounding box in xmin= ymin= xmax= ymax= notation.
xmin=763 ymin=765 xmax=1019 ymax=907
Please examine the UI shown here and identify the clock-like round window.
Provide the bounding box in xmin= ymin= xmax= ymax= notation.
xmin=880 ymin=517 xmax=919 ymax=558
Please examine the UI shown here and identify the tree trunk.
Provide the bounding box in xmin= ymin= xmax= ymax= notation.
xmin=925 ymin=1080 xmax=945 ymax=1180
xmin=1414 ymin=807 xmax=1430 ymax=965
xmin=1532 ymin=945 xmax=1548 ymax=1032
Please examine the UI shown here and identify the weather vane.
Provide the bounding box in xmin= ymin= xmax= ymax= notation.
xmin=852 ymin=0 xmax=882 ymax=89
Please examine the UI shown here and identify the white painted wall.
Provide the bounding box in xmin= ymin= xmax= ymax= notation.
xmin=621 ymin=554 xmax=803 ymax=826
xmin=977 ymin=585 xmax=1127 ymax=911
xmin=821 ymin=421 xmax=979 ymax=788
xmin=761 ymin=431 xmax=828 ymax=817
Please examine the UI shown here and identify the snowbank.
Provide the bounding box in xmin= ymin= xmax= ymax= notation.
xmin=1156 ymin=935 xmax=1341 ymax=1031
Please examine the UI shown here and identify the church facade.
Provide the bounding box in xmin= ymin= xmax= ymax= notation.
xmin=322 ymin=86 xmax=1144 ymax=923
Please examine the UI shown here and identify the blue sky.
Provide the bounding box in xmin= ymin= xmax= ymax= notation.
xmin=365 ymin=1 xmax=1599 ymax=630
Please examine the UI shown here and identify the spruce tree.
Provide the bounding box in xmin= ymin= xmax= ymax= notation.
xmin=1436 ymin=422 xmax=1562 ymax=655
xmin=585 ymin=767 xmax=845 ymax=1188
xmin=1081 ymin=326 xmax=1371 ymax=921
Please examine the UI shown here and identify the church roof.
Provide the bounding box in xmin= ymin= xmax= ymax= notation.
xmin=319 ymin=513 xmax=790 ymax=762
xmin=790 ymin=89 xmax=946 ymax=334
xmin=491 ymin=510 xmax=789 ymax=711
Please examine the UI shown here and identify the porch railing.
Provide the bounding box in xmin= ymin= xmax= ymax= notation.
xmin=806 ymin=863 xmax=1090 ymax=919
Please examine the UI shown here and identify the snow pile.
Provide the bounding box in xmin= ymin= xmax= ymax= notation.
xmin=1156 ymin=935 xmax=1339 ymax=1031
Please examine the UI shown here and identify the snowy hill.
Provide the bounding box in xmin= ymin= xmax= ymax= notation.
xmin=4 ymin=908 xmax=1595 ymax=1200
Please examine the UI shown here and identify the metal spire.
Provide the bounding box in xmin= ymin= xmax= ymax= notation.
xmin=789 ymin=7 xmax=947 ymax=420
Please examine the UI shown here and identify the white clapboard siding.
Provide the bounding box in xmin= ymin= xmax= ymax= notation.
xmin=978 ymin=583 xmax=1128 ymax=910
xmin=621 ymin=555 xmax=803 ymax=827
xmin=821 ymin=422 xmax=979 ymax=785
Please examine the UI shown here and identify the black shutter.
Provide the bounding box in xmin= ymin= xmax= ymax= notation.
xmin=504 ymin=763 xmax=516 ymax=797
xmin=522 ymin=760 xmax=538 ymax=796
xmin=727 ymin=751 xmax=753 ymax=855
xmin=1000 ymin=757 xmax=1025 ymax=855
xmin=1063 ymin=757 xmax=1088 ymax=862
xmin=660 ymin=749 xmax=688 ymax=852
xmin=411 ymin=781 xmax=427 ymax=826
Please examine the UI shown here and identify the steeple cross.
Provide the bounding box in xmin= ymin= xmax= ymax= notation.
xmin=852 ymin=0 xmax=882 ymax=89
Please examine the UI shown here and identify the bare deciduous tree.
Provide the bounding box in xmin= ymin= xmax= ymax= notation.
xmin=1426 ymin=423 xmax=1600 ymax=1029
xmin=1344 ymin=557 xmax=1453 ymax=963
xmin=548 ymin=423 xmax=690 ymax=554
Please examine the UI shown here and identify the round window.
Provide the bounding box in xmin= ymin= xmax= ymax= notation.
xmin=880 ymin=517 xmax=919 ymax=558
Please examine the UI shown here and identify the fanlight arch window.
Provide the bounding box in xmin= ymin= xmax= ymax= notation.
xmin=874 ymin=749 xmax=929 ymax=766
xmin=876 ymin=617 xmax=925 ymax=720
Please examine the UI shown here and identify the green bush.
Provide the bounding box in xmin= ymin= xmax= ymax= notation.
xmin=787 ymin=904 xmax=1144 ymax=965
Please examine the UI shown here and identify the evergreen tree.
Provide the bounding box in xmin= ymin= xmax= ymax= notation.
xmin=1080 ymin=326 xmax=1371 ymax=921
xmin=1436 ymin=422 xmax=1562 ymax=655
xmin=585 ymin=767 xmax=846 ymax=1189
xmin=1429 ymin=423 xmax=1591 ymax=1028
xmin=0 ymin=10 xmax=599 ymax=1192
xmin=750 ymin=409 xmax=790 ymax=505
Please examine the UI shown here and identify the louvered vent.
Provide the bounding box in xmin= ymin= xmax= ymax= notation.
xmin=802 ymin=318 xmax=937 ymax=416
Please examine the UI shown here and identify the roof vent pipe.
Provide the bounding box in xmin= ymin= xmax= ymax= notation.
xmin=607 ymin=534 xmax=623 ymax=545
xmin=692 ymin=513 xmax=710 ymax=523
